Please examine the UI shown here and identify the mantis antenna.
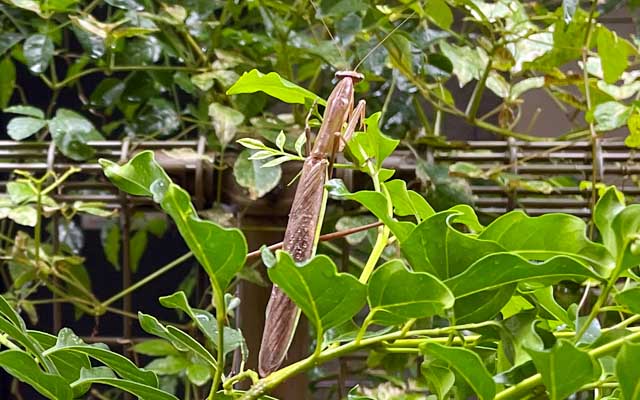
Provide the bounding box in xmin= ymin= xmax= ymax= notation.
xmin=307 ymin=0 xmax=415 ymax=72
xmin=353 ymin=10 xmax=416 ymax=71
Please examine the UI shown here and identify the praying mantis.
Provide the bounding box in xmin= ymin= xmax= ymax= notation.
xmin=256 ymin=5 xmax=415 ymax=377
xmin=258 ymin=70 xmax=367 ymax=376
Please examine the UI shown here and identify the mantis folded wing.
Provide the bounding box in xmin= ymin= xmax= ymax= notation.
xmin=258 ymin=71 xmax=366 ymax=377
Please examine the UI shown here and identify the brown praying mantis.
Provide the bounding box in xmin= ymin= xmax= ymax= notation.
xmin=256 ymin=7 xmax=415 ymax=377
xmin=258 ymin=70 xmax=367 ymax=377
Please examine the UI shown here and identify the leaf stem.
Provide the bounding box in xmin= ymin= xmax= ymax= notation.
xmin=209 ymin=284 xmax=227 ymax=399
xmin=101 ymin=252 xmax=193 ymax=308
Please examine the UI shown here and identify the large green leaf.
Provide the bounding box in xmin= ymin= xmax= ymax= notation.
xmin=159 ymin=291 xmax=244 ymax=355
xmin=226 ymin=69 xmax=325 ymax=105
xmin=71 ymin=367 xmax=178 ymax=400
xmin=594 ymin=187 xmax=626 ymax=257
xmin=421 ymin=343 xmax=496 ymax=400
xmin=402 ymin=210 xmax=504 ymax=279
xmin=445 ymin=254 xmax=601 ymax=298
xmin=49 ymin=109 xmax=104 ymax=161
xmin=44 ymin=328 xmax=158 ymax=387
xmin=367 ymin=260 xmax=453 ymax=325
xmin=527 ymin=340 xmax=601 ymax=400
xmin=617 ymin=341 xmax=640 ymax=400
xmin=100 ymin=151 xmax=248 ymax=292
xmin=0 ymin=349 xmax=72 ymax=400
xmin=479 ymin=211 xmax=613 ymax=273
xmin=266 ymin=250 xmax=366 ymax=333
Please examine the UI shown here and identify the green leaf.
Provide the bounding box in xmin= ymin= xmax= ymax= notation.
xmin=186 ymin=363 xmax=211 ymax=386
xmin=510 ymin=77 xmax=545 ymax=100
xmin=72 ymin=201 xmax=113 ymax=217
xmin=7 ymin=117 xmax=46 ymax=140
xmin=23 ymin=34 xmax=54 ymax=74
xmin=100 ymin=151 xmax=170 ymax=197
xmin=0 ymin=57 xmax=15 ymax=108
xmin=0 ymin=350 xmax=72 ymax=400
xmin=615 ymin=287 xmax=640 ymax=315
xmin=101 ymin=151 xmax=248 ymax=291
xmin=49 ymin=109 xmax=104 ymax=161
xmin=617 ymin=341 xmax=640 ymax=400
xmin=133 ymin=339 xmax=178 ymax=356
xmin=129 ymin=230 xmax=147 ymax=273
xmin=597 ymin=26 xmax=629 ymax=84
xmin=626 ymin=113 xmax=640 ymax=148
xmin=531 ymin=287 xmax=573 ymax=327
xmin=446 ymin=254 xmax=601 ymax=298
xmin=158 ymin=291 xmax=243 ymax=356
xmin=9 ymin=205 xmax=37 ymax=226
xmin=421 ymin=359 xmax=455 ymax=399
xmin=421 ymin=343 xmax=496 ymax=400
xmin=593 ymin=101 xmax=631 ymax=131
xmin=367 ymin=260 xmax=453 ymax=325
xmin=385 ymin=179 xmax=434 ymax=222
xmin=479 ymin=210 xmax=613 ymax=274
xmin=45 ymin=328 xmax=158 ymax=387
xmin=527 ymin=340 xmax=601 ymax=400
xmin=266 ymin=251 xmax=366 ymax=333
xmin=138 ymin=313 xmax=218 ymax=370
xmin=72 ymin=368 xmax=178 ymax=400
xmin=611 ymin=205 xmax=640 ymax=271
xmin=0 ymin=294 xmax=26 ymax=329
xmin=594 ymin=186 xmax=626 ymax=256
xmin=440 ymin=42 xmax=487 ymax=87
xmin=4 ymin=105 xmax=45 ymax=118
xmin=402 ymin=210 xmax=504 ymax=279
xmin=28 ymin=331 xmax=92 ymax=397
xmin=227 ymin=69 xmax=325 ymax=105
xmin=454 ymin=285 xmax=516 ymax=324
xmin=0 ymin=32 xmax=24 ymax=57
xmin=233 ymin=149 xmax=282 ymax=200
xmin=425 ymin=0 xmax=453 ymax=29
xmin=145 ymin=355 xmax=190 ymax=375
xmin=327 ymin=179 xmax=414 ymax=242
xmin=347 ymin=112 xmax=399 ymax=170
xmin=101 ymin=220 xmax=120 ymax=270
xmin=208 ymin=102 xmax=244 ymax=148
xmin=501 ymin=310 xmax=544 ymax=367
